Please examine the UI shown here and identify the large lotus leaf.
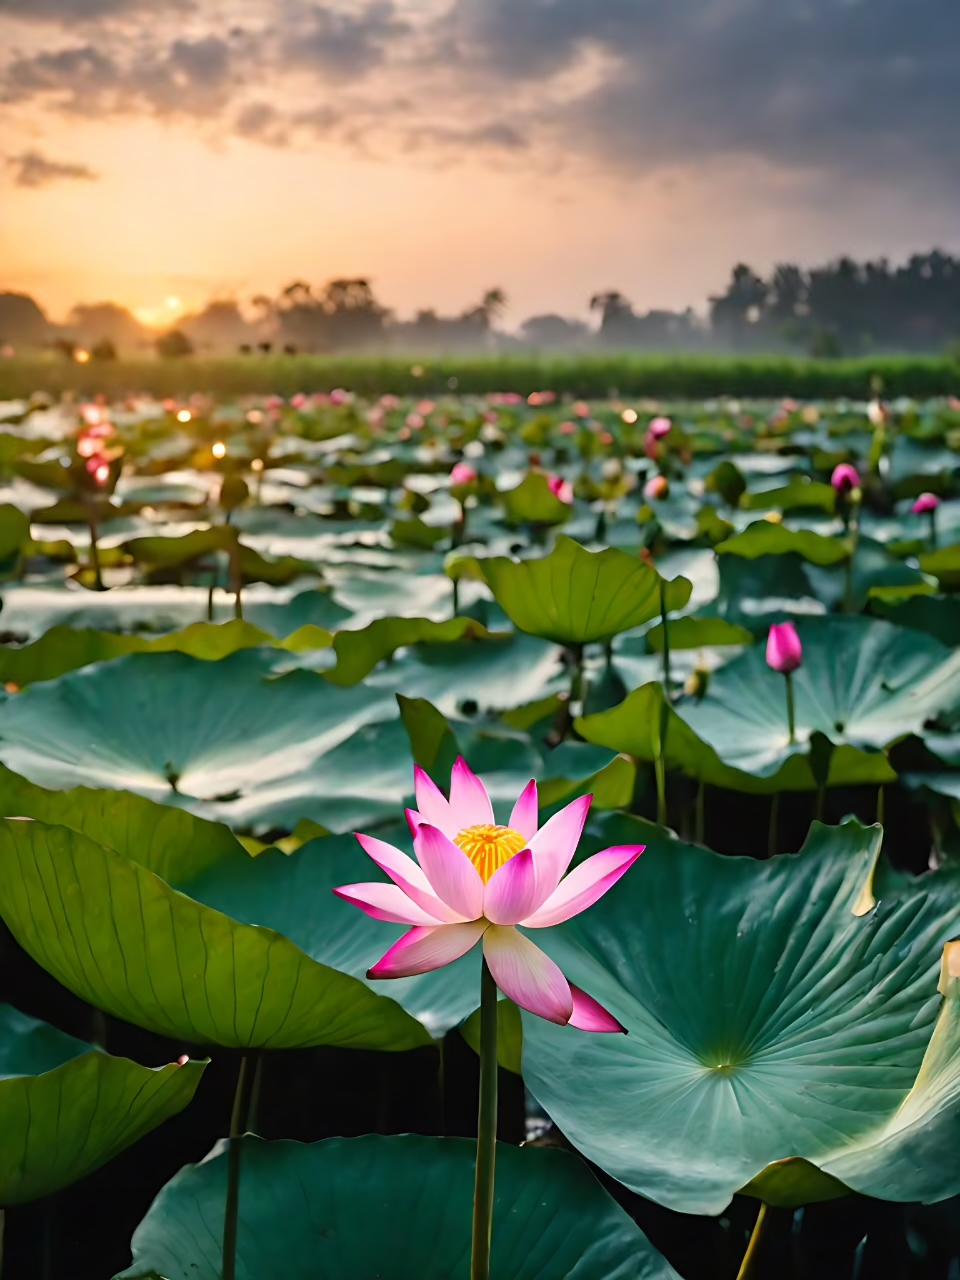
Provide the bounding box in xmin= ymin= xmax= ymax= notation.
xmin=499 ymin=471 xmax=573 ymax=526
xmin=716 ymin=521 xmax=849 ymax=565
xmin=118 ymin=1135 xmax=680 ymax=1280
xmin=476 ymin=536 xmax=692 ymax=645
xmin=677 ymin=616 xmax=960 ymax=778
xmin=324 ymin=615 xmax=492 ymax=686
xmin=0 ymin=619 xmax=332 ymax=687
xmin=805 ymin=536 xmax=933 ymax=612
xmin=0 ymin=650 xmax=405 ymax=830
xmin=920 ymin=543 xmax=960 ymax=592
xmin=0 ymin=819 xmax=429 ymax=1051
xmin=645 ymin=616 xmax=754 ymax=652
xmin=124 ymin=527 xmax=235 ymax=570
xmin=869 ymin=594 xmax=960 ymax=645
xmin=0 ymin=503 xmax=30 ymax=568
xmin=364 ymin=631 xmax=563 ymax=717
xmin=0 ymin=1004 xmax=205 ymax=1205
xmin=741 ymin=476 xmax=837 ymax=513
xmin=181 ymin=832 xmax=481 ymax=1038
xmin=576 ymin=682 xmax=891 ymax=794
xmin=0 ymin=764 xmax=248 ymax=882
xmin=523 ymin=816 xmax=960 ymax=1215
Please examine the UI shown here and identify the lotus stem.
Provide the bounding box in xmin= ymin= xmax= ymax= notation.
xmin=876 ymin=784 xmax=885 ymax=827
xmin=86 ymin=503 xmax=103 ymax=591
xmin=768 ymin=792 xmax=780 ymax=858
xmin=452 ymin=576 xmax=460 ymax=618
xmin=843 ymin=505 xmax=860 ymax=614
xmin=736 ymin=1202 xmax=768 ymax=1280
xmin=659 ymin=579 xmax=671 ymax=702
xmin=228 ymin=540 xmax=243 ymax=621
xmin=568 ymin=643 xmax=586 ymax=715
xmin=816 ymin=786 xmax=825 ymax=822
xmin=654 ymin=749 xmax=667 ymax=828
xmin=222 ymin=1054 xmax=253 ymax=1280
xmin=245 ymin=1054 xmax=263 ymax=1135
xmin=784 ymin=671 xmax=796 ymax=745
xmin=928 ymin=509 xmax=937 ymax=550
xmin=695 ymin=778 xmax=705 ymax=845
xmin=471 ymin=959 xmax=499 ymax=1280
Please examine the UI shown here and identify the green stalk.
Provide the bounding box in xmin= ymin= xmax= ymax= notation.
xmin=736 ymin=1202 xmax=768 ymax=1280
xmin=784 ymin=671 xmax=796 ymax=745
xmin=695 ymin=778 xmax=705 ymax=845
xmin=929 ymin=508 xmax=938 ymax=550
xmin=876 ymin=784 xmax=885 ymax=827
xmin=659 ymin=579 xmax=671 ymax=702
xmin=86 ymin=502 xmax=104 ymax=591
xmin=843 ymin=501 xmax=861 ymax=614
xmin=654 ymin=749 xmax=667 ymax=827
xmin=223 ymin=1055 xmax=253 ymax=1280
xmin=452 ymin=575 xmax=460 ymax=618
xmin=471 ymin=959 xmax=499 ymax=1280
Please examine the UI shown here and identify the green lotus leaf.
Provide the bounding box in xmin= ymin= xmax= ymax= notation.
xmin=875 ymin=604 xmax=960 ymax=661
xmin=645 ymin=616 xmax=754 ymax=652
xmin=677 ymin=616 xmax=959 ymax=779
xmin=499 ymin=471 xmax=572 ymax=526
xmin=125 ymin=528 xmax=236 ymax=570
xmin=236 ymin=544 xmax=317 ymax=586
xmin=0 ymin=650 xmax=407 ymax=831
xmin=181 ymin=831 xmax=481 ymax=1038
xmin=741 ymin=476 xmax=837 ymax=513
xmin=576 ymin=682 xmax=888 ymax=794
xmin=0 ymin=619 xmax=334 ymax=687
xmin=0 ymin=819 xmax=429 ymax=1051
xmin=117 ymin=1135 xmax=680 ymax=1280
xmin=396 ymin=693 xmax=460 ymax=785
xmin=0 ymin=1004 xmax=205 ymax=1205
xmin=390 ymin=516 xmax=448 ymax=549
xmin=476 ymin=536 xmax=692 ymax=645
xmin=716 ymin=521 xmax=849 ymax=565
xmin=0 ymin=763 xmax=247 ymax=882
xmin=523 ymin=816 xmax=960 ymax=1214
xmin=0 ymin=503 xmax=30 ymax=568
xmin=919 ymin=543 xmax=960 ymax=592
xmin=324 ymin=615 xmax=493 ymax=686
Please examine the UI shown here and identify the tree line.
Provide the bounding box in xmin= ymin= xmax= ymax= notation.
xmin=3 ymin=250 xmax=960 ymax=358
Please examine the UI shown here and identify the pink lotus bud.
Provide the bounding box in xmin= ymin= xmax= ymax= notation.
xmin=405 ymin=412 xmax=425 ymax=430
xmin=451 ymin=462 xmax=478 ymax=486
xmin=573 ymin=401 xmax=591 ymax=418
xmin=329 ymin=388 xmax=350 ymax=406
xmin=558 ymin=420 xmax=577 ymax=435
xmin=831 ymin=463 xmax=860 ymax=494
xmin=380 ymin=394 xmax=401 ymax=410
xmin=416 ymin=400 xmax=435 ymax=415
xmin=547 ymin=474 xmax=574 ymax=503
xmin=648 ymin=416 xmax=672 ymax=439
xmin=643 ymin=474 xmax=669 ymax=500
xmin=290 ymin=393 xmax=308 ymax=409
xmin=766 ymin=622 xmax=802 ymax=674
xmin=912 ymin=492 xmax=941 ymax=514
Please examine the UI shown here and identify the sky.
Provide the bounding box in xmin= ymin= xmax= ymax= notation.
xmin=2 ymin=0 xmax=959 ymax=326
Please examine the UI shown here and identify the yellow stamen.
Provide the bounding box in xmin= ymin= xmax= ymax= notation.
xmin=454 ymin=823 xmax=526 ymax=882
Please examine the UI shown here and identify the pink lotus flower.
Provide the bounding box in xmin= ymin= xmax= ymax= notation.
xmin=831 ymin=463 xmax=860 ymax=494
xmin=84 ymin=454 xmax=111 ymax=486
xmin=647 ymin=416 xmax=672 ymax=439
xmin=643 ymin=474 xmax=669 ymax=500
xmin=913 ymin=492 xmax=941 ymax=514
xmin=766 ymin=621 xmax=802 ymax=674
xmin=451 ymin=462 xmax=478 ymax=487
xmin=335 ymin=759 xmax=643 ymax=1031
xmin=547 ymin=474 xmax=574 ymax=504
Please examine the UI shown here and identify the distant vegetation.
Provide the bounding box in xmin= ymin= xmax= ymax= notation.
xmin=4 ymin=249 xmax=960 ymax=361
xmin=2 ymin=353 xmax=959 ymax=401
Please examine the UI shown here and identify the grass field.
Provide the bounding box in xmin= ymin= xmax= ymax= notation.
xmin=3 ymin=351 xmax=960 ymax=400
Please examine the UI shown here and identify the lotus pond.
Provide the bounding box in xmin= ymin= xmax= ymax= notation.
xmin=0 ymin=387 xmax=958 ymax=1278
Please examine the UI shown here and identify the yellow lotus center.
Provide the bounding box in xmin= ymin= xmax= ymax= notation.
xmin=454 ymin=823 xmax=526 ymax=882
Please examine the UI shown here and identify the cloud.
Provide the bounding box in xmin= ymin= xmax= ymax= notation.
xmin=0 ymin=0 xmax=190 ymax=21
xmin=437 ymin=0 xmax=960 ymax=187
xmin=7 ymin=149 xmax=99 ymax=186
xmin=2 ymin=34 xmax=240 ymax=117
xmin=2 ymin=0 xmax=958 ymax=199
xmin=281 ymin=2 xmax=410 ymax=81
